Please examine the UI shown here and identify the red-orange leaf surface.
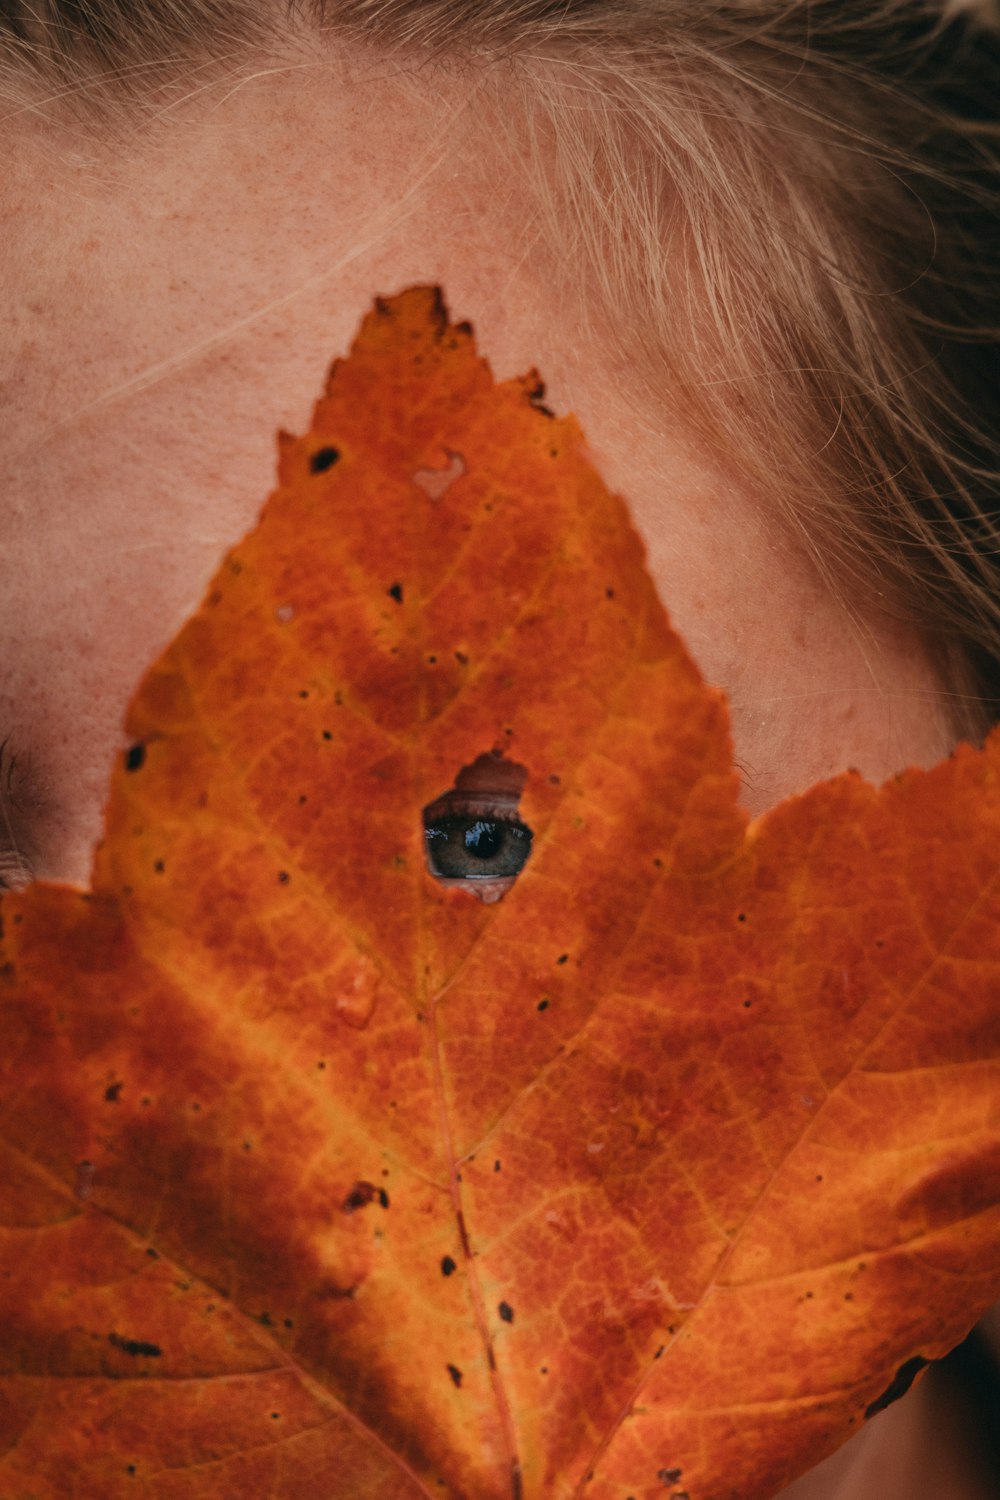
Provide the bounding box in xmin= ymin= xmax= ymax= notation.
xmin=2 ymin=287 xmax=1000 ymax=1500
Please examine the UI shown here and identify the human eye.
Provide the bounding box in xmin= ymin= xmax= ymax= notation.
xmin=422 ymin=757 xmax=534 ymax=903
xmin=424 ymin=806 xmax=533 ymax=879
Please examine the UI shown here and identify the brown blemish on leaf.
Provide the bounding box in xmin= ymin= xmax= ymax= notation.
xmin=342 ymin=1182 xmax=378 ymax=1213
xmin=109 ymin=1333 xmax=162 ymax=1358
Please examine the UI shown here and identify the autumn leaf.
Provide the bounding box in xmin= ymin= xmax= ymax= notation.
xmin=2 ymin=285 xmax=999 ymax=1500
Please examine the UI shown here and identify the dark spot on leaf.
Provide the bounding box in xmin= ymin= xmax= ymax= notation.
xmin=494 ymin=1159 xmax=501 ymax=1172
xmin=105 ymin=1081 xmax=123 ymax=1102
xmin=127 ymin=1466 xmax=137 ymax=1476
xmin=447 ymin=1363 xmax=463 ymax=1387
xmin=322 ymin=729 xmax=332 ymax=741
xmin=743 ymin=999 xmax=753 ymax=1009
xmin=738 ymin=912 xmax=747 ymax=922
xmin=109 ymin=1333 xmax=161 ymax=1358
xmin=605 ymin=587 xmax=615 ymax=599
xmin=537 ymin=998 xmax=549 ymax=1012
xmin=378 ymin=1187 xmax=390 ymax=1208
xmin=284 ymin=1318 xmax=293 ymax=1329
xmin=556 ymin=953 xmax=568 ymax=964
xmin=441 ymin=1256 xmax=457 ymax=1277
xmin=124 ymin=743 xmax=145 ymax=772
xmin=499 ymin=1301 xmax=514 ymax=1323
xmin=271 ymin=1412 xmax=281 ymax=1420
xmin=145 ymin=1247 xmax=158 ymax=1259
xmin=455 ymin=650 xmax=468 ymax=665
xmin=655 ymin=1345 xmax=665 ymax=1358
xmin=277 ymin=870 xmax=289 ymax=884
xmin=257 ymin=1312 xmax=274 ymax=1326
xmin=309 ymin=446 xmax=340 ymax=473
xmin=658 ymin=1470 xmax=683 ymax=1485
xmin=526 ymin=377 xmax=554 ymax=417
xmin=153 ymin=859 xmax=165 ymax=874
xmin=388 ymin=582 xmax=403 ymax=603
xmin=865 ymin=1356 xmax=928 ymax=1418
xmin=299 ymin=688 xmax=309 ymax=698
xmin=342 ymin=1181 xmax=378 ymax=1213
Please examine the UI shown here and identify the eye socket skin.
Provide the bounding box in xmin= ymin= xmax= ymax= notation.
xmin=422 ymin=751 xmax=533 ymax=904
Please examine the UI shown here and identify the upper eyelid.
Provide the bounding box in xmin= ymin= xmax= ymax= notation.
xmin=423 ymin=792 xmax=523 ymax=824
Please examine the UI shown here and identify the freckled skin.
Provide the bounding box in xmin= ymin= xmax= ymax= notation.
xmin=0 ymin=40 xmax=987 ymax=1500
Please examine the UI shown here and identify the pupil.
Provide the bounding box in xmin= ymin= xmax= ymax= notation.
xmin=465 ymin=820 xmax=502 ymax=859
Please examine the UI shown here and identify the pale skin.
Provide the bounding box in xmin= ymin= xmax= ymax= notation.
xmin=0 ymin=37 xmax=993 ymax=1499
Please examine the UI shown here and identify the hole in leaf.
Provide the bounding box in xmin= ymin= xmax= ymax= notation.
xmin=423 ymin=751 xmax=532 ymax=904
xmin=412 ymin=448 xmax=466 ymax=500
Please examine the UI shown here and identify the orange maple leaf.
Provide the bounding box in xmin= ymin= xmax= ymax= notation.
xmin=2 ymin=286 xmax=999 ymax=1500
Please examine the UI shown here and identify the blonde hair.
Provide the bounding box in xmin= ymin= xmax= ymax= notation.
xmin=4 ymin=0 xmax=1000 ymax=724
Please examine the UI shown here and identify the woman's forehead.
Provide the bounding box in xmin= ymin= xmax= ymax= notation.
xmin=0 ymin=62 xmax=959 ymax=882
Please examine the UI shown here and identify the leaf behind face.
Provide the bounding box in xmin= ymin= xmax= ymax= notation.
xmin=2 ymin=286 xmax=999 ymax=1500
